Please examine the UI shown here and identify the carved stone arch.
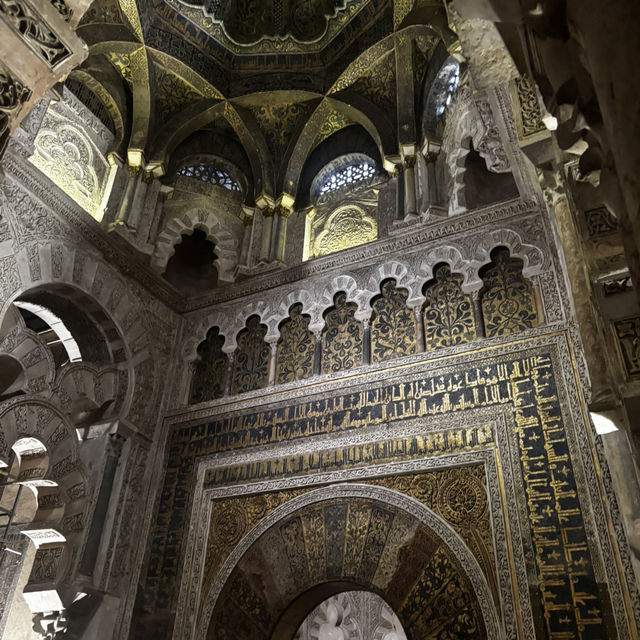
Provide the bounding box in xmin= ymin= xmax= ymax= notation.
xmin=224 ymin=101 xmax=275 ymax=198
xmin=417 ymin=244 xmax=474 ymax=291
xmin=319 ymin=275 xmax=364 ymax=320
xmin=0 ymin=400 xmax=90 ymax=542
xmin=364 ymin=261 xmax=419 ymax=309
xmin=68 ymin=64 xmax=127 ymax=154
xmin=275 ymin=289 xmax=317 ymax=333
xmin=0 ymin=310 xmax=57 ymax=397
xmin=441 ymin=89 xmax=475 ymax=215
xmin=233 ymin=300 xmax=277 ymax=344
xmin=52 ymin=362 xmax=120 ymax=427
xmin=471 ymin=228 xmax=546 ymax=279
xmin=183 ymin=312 xmax=236 ymax=362
xmin=442 ymin=88 xmax=515 ymax=216
xmin=283 ymin=97 xmax=350 ymax=200
xmin=198 ymin=484 xmax=502 ymax=640
xmin=152 ymin=208 xmax=241 ymax=283
xmin=0 ymin=243 xmax=158 ymax=430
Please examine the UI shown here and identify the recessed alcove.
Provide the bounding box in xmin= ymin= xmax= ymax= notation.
xmin=163 ymin=228 xmax=219 ymax=295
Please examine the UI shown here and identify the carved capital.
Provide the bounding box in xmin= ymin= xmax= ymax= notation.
xmin=403 ymin=155 xmax=416 ymax=169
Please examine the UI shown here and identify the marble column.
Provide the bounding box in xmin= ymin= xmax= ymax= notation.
xmin=239 ymin=208 xmax=254 ymax=267
xmin=403 ymin=155 xmax=418 ymax=218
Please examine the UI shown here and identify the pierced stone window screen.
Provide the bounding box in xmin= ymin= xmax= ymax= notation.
xmin=318 ymin=162 xmax=375 ymax=195
xmin=433 ymin=61 xmax=460 ymax=117
xmin=176 ymin=164 xmax=241 ymax=191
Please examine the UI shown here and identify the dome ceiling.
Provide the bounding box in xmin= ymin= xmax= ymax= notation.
xmin=171 ymin=0 xmax=369 ymax=48
xmin=153 ymin=0 xmax=390 ymax=72
xmin=73 ymin=0 xmax=458 ymax=202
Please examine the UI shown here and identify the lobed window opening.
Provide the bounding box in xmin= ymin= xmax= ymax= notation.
xmin=319 ymin=162 xmax=375 ymax=195
xmin=176 ymin=164 xmax=241 ymax=192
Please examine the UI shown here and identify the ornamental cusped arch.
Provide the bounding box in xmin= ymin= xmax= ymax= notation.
xmin=151 ymin=206 xmax=242 ymax=284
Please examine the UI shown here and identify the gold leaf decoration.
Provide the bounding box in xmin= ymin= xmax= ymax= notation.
xmin=312 ymin=205 xmax=377 ymax=258
xmin=480 ymin=248 xmax=538 ymax=337
xmin=321 ymin=292 xmax=363 ymax=373
xmin=370 ymin=279 xmax=417 ymax=362
xmin=155 ymin=68 xmax=204 ymax=124
xmin=107 ymin=51 xmax=133 ymax=88
xmin=423 ymin=264 xmax=476 ymax=351
xmin=276 ymin=303 xmax=315 ymax=384
xmin=231 ymin=315 xmax=270 ymax=394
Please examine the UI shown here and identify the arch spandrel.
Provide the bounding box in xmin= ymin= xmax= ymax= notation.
xmin=199 ymin=484 xmax=501 ymax=640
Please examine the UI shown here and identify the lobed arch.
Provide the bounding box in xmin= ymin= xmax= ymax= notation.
xmin=318 ymin=275 xmax=364 ymax=322
xmin=274 ymin=291 xmax=318 ymax=335
xmin=363 ymin=262 xmax=420 ymax=309
xmin=0 ymin=308 xmax=57 ymax=397
xmin=151 ymin=209 xmax=241 ymax=284
xmin=232 ymin=300 xmax=276 ymax=345
xmin=441 ymin=89 xmax=475 ymax=215
xmin=441 ymin=88 xmax=517 ymax=217
xmin=181 ymin=311 xmax=236 ymax=364
xmin=197 ymin=484 xmax=502 ymax=640
xmin=51 ymin=362 xmax=121 ymax=429
xmin=182 ymin=228 xmax=550 ymax=368
xmin=418 ymin=245 xmax=475 ymax=291
xmin=471 ymin=228 xmax=547 ymax=278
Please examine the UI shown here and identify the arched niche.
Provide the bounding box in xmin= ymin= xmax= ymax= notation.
xmin=202 ymin=484 xmax=501 ymax=640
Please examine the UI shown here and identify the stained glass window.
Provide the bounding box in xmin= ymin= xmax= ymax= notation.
xmin=176 ymin=164 xmax=241 ymax=191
